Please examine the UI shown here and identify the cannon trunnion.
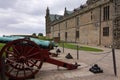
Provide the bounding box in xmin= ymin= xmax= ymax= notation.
xmin=0 ymin=39 xmax=78 ymax=80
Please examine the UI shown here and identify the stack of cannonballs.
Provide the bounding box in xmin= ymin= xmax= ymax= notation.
xmin=89 ymin=64 xmax=103 ymax=73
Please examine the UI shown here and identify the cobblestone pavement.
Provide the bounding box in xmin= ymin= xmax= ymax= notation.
xmin=29 ymin=46 xmax=119 ymax=80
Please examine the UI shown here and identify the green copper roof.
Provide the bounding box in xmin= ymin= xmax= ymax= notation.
xmin=66 ymin=10 xmax=74 ymax=15
xmin=49 ymin=14 xmax=63 ymax=21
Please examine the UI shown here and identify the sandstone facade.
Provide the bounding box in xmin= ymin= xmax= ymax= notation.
xmin=45 ymin=0 xmax=120 ymax=47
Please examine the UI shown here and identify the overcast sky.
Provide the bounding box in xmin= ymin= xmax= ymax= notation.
xmin=0 ymin=0 xmax=87 ymax=36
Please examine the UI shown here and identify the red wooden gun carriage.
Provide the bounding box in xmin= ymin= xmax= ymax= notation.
xmin=0 ymin=37 xmax=78 ymax=80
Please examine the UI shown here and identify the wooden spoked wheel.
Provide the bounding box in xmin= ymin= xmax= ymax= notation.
xmin=0 ymin=39 xmax=43 ymax=79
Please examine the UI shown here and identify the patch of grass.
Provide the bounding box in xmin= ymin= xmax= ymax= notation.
xmin=58 ymin=43 xmax=103 ymax=52
xmin=78 ymin=46 xmax=103 ymax=52
xmin=38 ymin=36 xmax=53 ymax=41
xmin=0 ymin=43 xmax=6 ymax=57
xmin=0 ymin=43 xmax=5 ymax=49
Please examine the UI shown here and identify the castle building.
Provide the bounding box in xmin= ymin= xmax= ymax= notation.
xmin=45 ymin=0 xmax=120 ymax=48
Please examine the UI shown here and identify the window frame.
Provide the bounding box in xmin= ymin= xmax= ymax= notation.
xmin=103 ymin=27 xmax=109 ymax=36
xmin=76 ymin=31 xmax=79 ymax=38
xmin=103 ymin=6 xmax=110 ymax=21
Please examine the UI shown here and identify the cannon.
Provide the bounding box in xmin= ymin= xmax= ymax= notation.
xmin=0 ymin=38 xmax=78 ymax=79
xmin=0 ymin=36 xmax=57 ymax=49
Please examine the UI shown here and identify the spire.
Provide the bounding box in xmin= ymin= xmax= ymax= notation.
xmin=64 ymin=7 xmax=67 ymax=16
xmin=65 ymin=7 xmax=67 ymax=12
xmin=46 ymin=6 xmax=50 ymax=16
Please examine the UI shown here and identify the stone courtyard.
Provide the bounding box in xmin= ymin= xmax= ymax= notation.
xmin=28 ymin=46 xmax=120 ymax=80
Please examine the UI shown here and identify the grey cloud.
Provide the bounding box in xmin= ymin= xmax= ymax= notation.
xmin=0 ymin=0 xmax=87 ymax=36
xmin=0 ymin=0 xmax=17 ymax=9
xmin=49 ymin=0 xmax=87 ymax=14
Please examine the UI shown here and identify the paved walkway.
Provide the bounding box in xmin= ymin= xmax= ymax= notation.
xmin=30 ymin=46 xmax=119 ymax=80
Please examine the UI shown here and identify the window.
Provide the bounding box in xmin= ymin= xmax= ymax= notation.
xmin=58 ymin=33 xmax=60 ymax=37
xmin=91 ymin=12 xmax=93 ymax=20
xmin=58 ymin=24 xmax=60 ymax=36
xmin=103 ymin=6 xmax=110 ymax=21
xmin=91 ymin=15 xmax=93 ymax=20
xmin=103 ymin=27 xmax=109 ymax=36
xmin=110 ymin=0 xmax=113 ymax=2
xmin=76 ymin=17 xmax=79 ymax=26
xmin=65 ymin=21 xmax=67 ymax=29
xmin=65 ymin=32 xmax=67 ymax=40
xmin=76 ymin=31 xmax=79 ymax=38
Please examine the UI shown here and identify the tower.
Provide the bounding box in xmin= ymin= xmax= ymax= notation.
xmin=45 ymin=7 xmax=51 ymax=37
